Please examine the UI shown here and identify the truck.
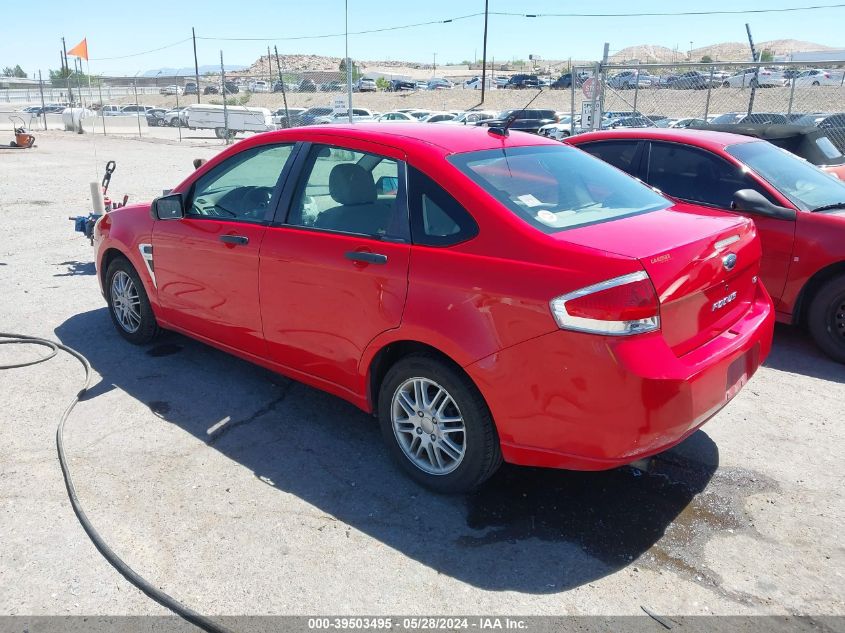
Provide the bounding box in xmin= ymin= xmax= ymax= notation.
xmin=183 ymin=104 xmax=274 ymax=139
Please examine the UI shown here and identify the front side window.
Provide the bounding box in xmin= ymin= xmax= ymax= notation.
xmin=449 ymin=145 xmax=669 ymax=233
xmin=188 ymin=144 xmax=294 ymax=221
xmin=727 ymin=140 xmax=845 ymax=211
xmin=645 ymin=142 xmax=773 ymax=208
xmin=286 ymin=144 xmax=407 ymax=239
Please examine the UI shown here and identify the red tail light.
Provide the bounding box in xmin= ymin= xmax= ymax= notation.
xmin=550 ymin=271 xmax=660 ymax=336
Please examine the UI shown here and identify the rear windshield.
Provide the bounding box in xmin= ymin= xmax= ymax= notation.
xmin=449 ymin=145 xmax=670 ymax=233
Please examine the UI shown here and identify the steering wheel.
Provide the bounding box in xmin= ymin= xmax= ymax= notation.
xmin=240 ymin=187 xmax=274 ymax=217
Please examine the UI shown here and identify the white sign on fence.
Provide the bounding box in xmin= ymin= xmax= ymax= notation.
xmin=332 ymin=97 xmax=348 ymax=114
xmin=581 ymin=101 xmax=593 ymax=130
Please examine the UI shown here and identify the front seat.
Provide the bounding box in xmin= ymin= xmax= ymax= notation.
xmin=314 ymin=163 xmax=392 ymax=235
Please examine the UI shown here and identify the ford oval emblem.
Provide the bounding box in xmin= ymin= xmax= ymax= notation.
xmin=723 ymin=253 xmax=738 ymax=271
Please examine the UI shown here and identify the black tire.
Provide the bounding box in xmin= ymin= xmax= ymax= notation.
xmin=105 ymin=257 xmax=161 ymax=345
xmin=808 ymin=276 xmax=845 ymax=364
xmin=377 ymin=354 xmax=502 ymax=493
xmin=722 ymin=81 xmax=730 ymax=88
xmin=812 ymin=81 xmax=820 ymax=86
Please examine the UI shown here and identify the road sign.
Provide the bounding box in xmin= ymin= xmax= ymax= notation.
xmin=331 ymin=96 xmax=348 ymax=114
xmin=582 ymin=77 xmax=600 ymax=100
xmin=581 ymin=101 xmax=593 ymax=130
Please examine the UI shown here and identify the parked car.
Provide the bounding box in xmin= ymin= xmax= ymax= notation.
xmin=438 ymin=110 xmax=498 ymax=125
xmin=222 ymin=82 xmax=239 ymax=94
xmin=94 ymin=123 xmax=772 ymax=492
xmin=100 ymin=105 xmax=123 ymax=116
xmin=476 ymin=109 xmax=558 ymax=134
xmin=421 ymin=112 xmax=457 ymax=123
xmin=789 ymin=112 xmax=845 ymax=153
xmin=145 ymin=108 xmax=168 ymax=127
xmin=538 ymin=115 xmax=580 ymax=139
xmin=722 ymin=68 xmax=786 ymax=88
xmin=607 ymin=116 xmax=657 ymax=129
xmin=710 ymin=112 xmax=789 ymax=125
xmin=203 ymin=85 xmax=219 ymax=95
xmin=567 ymin=127 xmax=845 ymax=362
xmin=160 ymin=85 xmax=183 ymax=96
xmin=271 ymin=107 xmax=306 ymax=127
xmin=313 ymin=108 xmax=377 ymax=124
xmin=791 ymin=69 xmax=842 ymax=87
xmin=670 ymin=117 xmax=708 ymax=128
xmin=670 ymin=71 xmax=709 ymax=90
xmin=387 ymin=79 xmax=416 ymax=92
xmin=426 ymin=78 xmax=453 ymax=90
xmin=163 ymin=107 xmax=187 ymax=127
xmin=375 ymin=111 xmax=418 ymax=122
xmin=184 ymin=82 xmax=198 ymax=95
xmin=248 ymin=80 xmax=270 ymax=93
xmin=506 ymin=74 xmax=540 ymax=89
xmin=296 ymin=106 xmax=334 ymax=126
xmin=319 ymin=81 xmax=345 ymax=92
xmin=120 ymin=105 xmax=154 ymax=115
xmin=608 ymin=70 xmax=654 ymax=90
xmin=406 ymin=110 xmax=432 ymax=120
xmin=354 ymin=77 xmax=377 ymax=92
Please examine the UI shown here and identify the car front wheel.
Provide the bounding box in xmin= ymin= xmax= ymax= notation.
xmin=378 ymin=354 xmax=502 ymax=493
xmin=808 ymin=276 xmax=845 ymax=363
xmin=106 ymin=258 xmax=160 ymax=345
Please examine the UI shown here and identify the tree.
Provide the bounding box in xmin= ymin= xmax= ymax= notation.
xmin=375 ymin=77 xmax=390 ymax=91
xmin=700 ymin=55 xmax=713 ymax=64
xmin=2 ymin=64 xmax=26 ymax=78
xmin=760 ymin=49 xmax=774 ymax=63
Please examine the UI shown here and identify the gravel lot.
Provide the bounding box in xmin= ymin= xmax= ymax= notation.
xmin=0 ymin=132 xmax=843 ymax=621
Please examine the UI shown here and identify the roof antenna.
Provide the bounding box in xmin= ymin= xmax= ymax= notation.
xmin=489 ymin=85 xmax=544 ymax=138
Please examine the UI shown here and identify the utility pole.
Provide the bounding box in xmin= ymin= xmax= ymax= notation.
xmin=480 ymin=0 xmax=489 ymax=103
xmin=745 ymin=23 xmax=759 ymax=117
xmin=274 ymin=46 xmax=290 ymax=126
xmin=220 ymin=50 xmax=230 ymax=144
xmin=192 ymin=27 xmax=201 ymax=103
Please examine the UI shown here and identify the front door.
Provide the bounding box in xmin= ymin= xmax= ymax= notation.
xmin=152 ymin=143 xmax=296 ymax=357
xmin=259 ymin=141 xmax=411 ymax=394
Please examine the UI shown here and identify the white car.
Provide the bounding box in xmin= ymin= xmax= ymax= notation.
xmin=721 ymin=68 xmax=786 ymax=88
xmin=437 ymin=110 xmax=497 ymax=125
xmin=791 ymin=69 xmax=842 ymax=87
xmin=538 ymin=115 xmax=580 ymax=140
xmin=248 ymin=80 xmax=270 ymax=93
xmin=313 ymin=108 xmax=377 ymax=124
xmin=375 ymin=111 xmax=418 ymax=122
xmin=420 ymin=111 xmax=456 ymax=123
xmin=161 ymin=85 xmax=184 ymax=95
xmin=163 ymin=107 xmax=187 ymax=126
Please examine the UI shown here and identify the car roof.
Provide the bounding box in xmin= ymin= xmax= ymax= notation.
xmin=252 ymin=122 xmax=557 ymax=154
xmin=568 ymin=128 xmax=761 ymax=151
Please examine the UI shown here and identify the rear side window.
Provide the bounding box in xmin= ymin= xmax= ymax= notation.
xmin=408 ymin=167 xmax=478 ymax=246
xmin=578 ymin=141 xmax=640 ymax=174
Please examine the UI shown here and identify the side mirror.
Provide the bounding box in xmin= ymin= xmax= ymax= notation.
xmin=731 ymin=189 xmax=796 ymax=221
xmin=151 ymin=193 xmax=185 ymax=220
xmin=375 ymin=175 xmax=399 ymax=196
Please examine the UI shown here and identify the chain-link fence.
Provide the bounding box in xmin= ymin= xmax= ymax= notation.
xmin=570 ymin=60 xmax=845 ymax=150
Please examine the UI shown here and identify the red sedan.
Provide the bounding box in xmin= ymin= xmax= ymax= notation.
xmin=94 ymin=124 xmax=773 ymax=492
xmin=568 ymin=128 xmax=845 ymax=363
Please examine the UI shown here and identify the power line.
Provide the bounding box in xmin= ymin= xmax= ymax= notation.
xmin=195 ymin=3 xmax=845 ymax=42
xmin=89 ymin=38 xmax=192 ymax=61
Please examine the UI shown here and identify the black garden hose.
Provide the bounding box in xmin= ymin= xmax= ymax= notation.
xmin=0 ymin=332 xmax=235 ymax=633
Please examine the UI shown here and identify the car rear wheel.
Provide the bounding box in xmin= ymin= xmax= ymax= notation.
xmin=808 ymin=276 xmax=845 ymax=364
xmin=106 ymin=258 xmax=160 ymax=345
xmin=812 ymin=81 xmax=820 ymax=86
xmin=378 ymin=354 xmax=502 ymax=493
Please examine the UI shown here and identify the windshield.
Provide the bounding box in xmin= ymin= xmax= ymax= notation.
xmin=727 ymin=141 xmax=845 ymax=211
xmin=711 ymin=113 xmax=743 ymax=124
xmin=448 ymin=145 xmax=670 ymax=233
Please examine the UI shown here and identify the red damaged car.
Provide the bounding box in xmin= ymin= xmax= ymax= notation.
xmin=567 ymin=128 xmax=845 ymax=363
xmin=94 ymin=124 xmax=773 ymax=492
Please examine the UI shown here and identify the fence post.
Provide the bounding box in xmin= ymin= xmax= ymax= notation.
xmin=37 ymin=71 xmax=47 ymax=131
xmin=220 ymin=50 xmax=230 ymax=144
xmin=590 ymin=62 xmax=600 ymax=130
xmin=98 ymin=81 xmax=106 ymax=135
xmin=633 ymin=74 xmax=640 ymax=114
xmin=133 ymin=79 xmax=142 ymax=138
xmin=786 ymin=75 xmax=796 ymax=116
xmin=704 ymin=66 xmax=714 ymax=120
xmin=569 ymin=70 xmax=576 ymax=136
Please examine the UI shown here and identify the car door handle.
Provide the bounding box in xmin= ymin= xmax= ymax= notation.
xmin=219 ymin=235 xmax=249 ymax=245
xmin=345 ymin=251 xmax=388 ymax=265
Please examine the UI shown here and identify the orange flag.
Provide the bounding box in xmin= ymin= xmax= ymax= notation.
xmin=67 ymin=38 xmax=88 ymax=61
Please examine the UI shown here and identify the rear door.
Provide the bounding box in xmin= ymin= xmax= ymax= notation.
xmin=152 ymin=142 xmax=297 ymax=357
xmin=641 ymin=141 xmax=796 ymax=304
xmin=258 ymin=140 xmax=411 ymax=394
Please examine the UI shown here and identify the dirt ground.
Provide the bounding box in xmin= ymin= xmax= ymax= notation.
xmin=0 ymin=131 xmax=843 ymax=622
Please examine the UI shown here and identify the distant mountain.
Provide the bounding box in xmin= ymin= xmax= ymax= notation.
xmin=141 ymin=64 xmax=247 ymax=77
xmin=611 ymin=39 xmax=835 ymax=63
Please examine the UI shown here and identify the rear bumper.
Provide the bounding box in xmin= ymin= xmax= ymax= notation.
xmin=466 ymin=285 xmax=774 ymax=470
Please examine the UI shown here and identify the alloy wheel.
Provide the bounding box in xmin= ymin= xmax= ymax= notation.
xmin=391 ymin=377 xmax=466 ymax=475
xmin=110 ymin=270 xmax=142 ymax=333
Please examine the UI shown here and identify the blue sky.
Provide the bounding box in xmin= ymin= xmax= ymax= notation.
xmin=3 ymin=0 xmax=844 ymax=76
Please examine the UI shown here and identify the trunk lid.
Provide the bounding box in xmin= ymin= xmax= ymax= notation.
xmin=560 ymin=206 xmax=762 ymax=356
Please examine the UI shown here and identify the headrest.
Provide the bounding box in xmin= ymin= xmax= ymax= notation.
xmin=329 ymin=163 xmax=377 ymax=205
